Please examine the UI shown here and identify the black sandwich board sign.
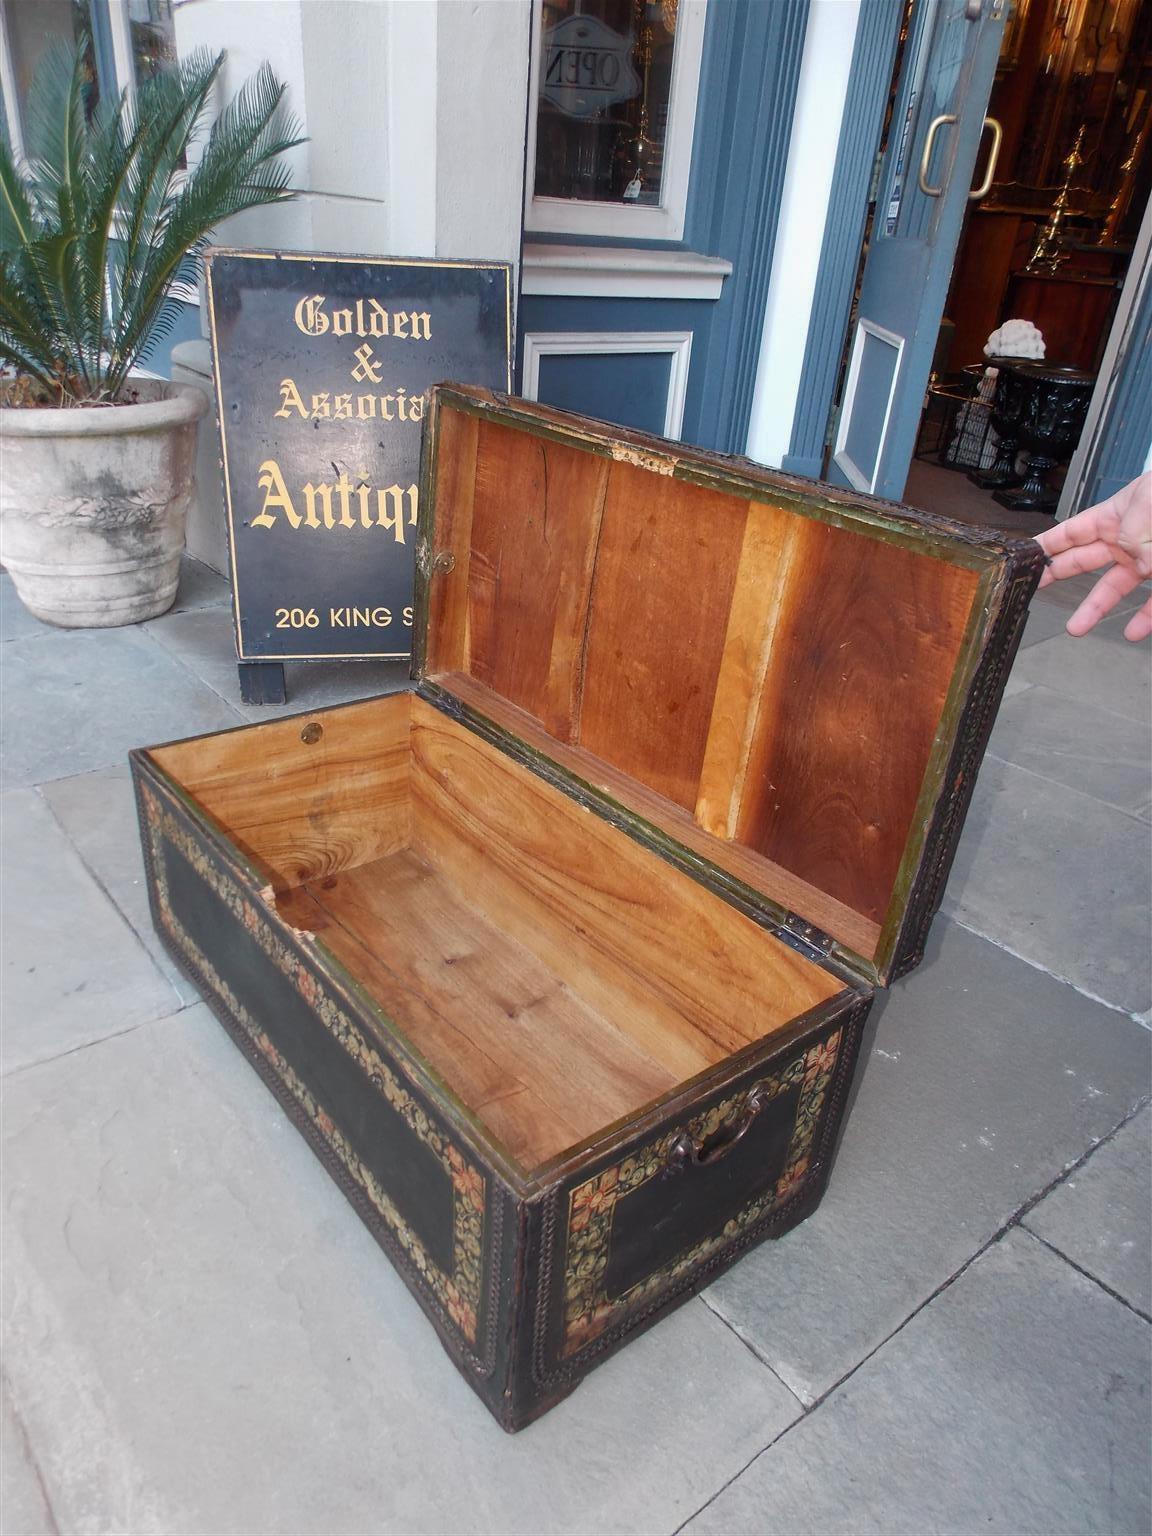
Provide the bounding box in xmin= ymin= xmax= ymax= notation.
xmin=204 ymin=250 xmax=512 ymax=702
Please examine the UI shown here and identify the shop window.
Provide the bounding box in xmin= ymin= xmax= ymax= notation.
xmin=0 ymin=0 xmax=176 ymax=158
xmin=526 ymin=0 xmax=707 ymax=241
xmin=126 ymin=0 xmax=176 ymax=88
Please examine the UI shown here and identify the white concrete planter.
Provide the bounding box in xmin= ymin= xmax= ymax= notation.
xmin=0 ymin=381 xmax=209 ymax=628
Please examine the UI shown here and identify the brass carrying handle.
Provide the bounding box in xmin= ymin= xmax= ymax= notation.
xmin=969 ymin=116 xmax=1003 ymax=200
xmin=670 ymin=1086 xmax=771 ymax=1170
xmin=918 ymin=114 xmax=956 ymax=196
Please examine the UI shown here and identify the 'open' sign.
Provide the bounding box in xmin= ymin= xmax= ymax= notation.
xmin=541 ymin=15 xmax=641 ymax=120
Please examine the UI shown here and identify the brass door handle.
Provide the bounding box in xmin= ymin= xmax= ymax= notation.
xmin=918 ymin=113 xmax=956 ymax=196
xmin=969 ymin=116 xmax=1003 ymax=200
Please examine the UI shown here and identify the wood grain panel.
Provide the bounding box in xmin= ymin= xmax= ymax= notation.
xmin=409 ymin=699 xmax=843 ymax=1078
xmin=301 ymin=850 xmax=678 ymax=1169
xmin=736 ymin=519 xmax=980 ymax=923
xmin=462 ymin=418 xmax=607 ymax=737
xmin=275 ymin=878 xmax=537 ymax=1127
xmin=429 ymin=671 xmax=882 ymax=960
xmin=578 ymin=464 xmax=748 ymax=810
xmin=425 ymin=405 xmax=480 ymax=675
xmin=695 ymin=500 xmax=801 ymax=839
xmin=149 ymin=695 xmax=412 ymax=889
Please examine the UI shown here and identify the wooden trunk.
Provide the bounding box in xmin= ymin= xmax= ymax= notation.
xmin=132 ymin=387 xmax=1043 ymax=1430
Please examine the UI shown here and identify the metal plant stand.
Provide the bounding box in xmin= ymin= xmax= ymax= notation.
xmin=969 ymin=360 xmax=1027 ymax=491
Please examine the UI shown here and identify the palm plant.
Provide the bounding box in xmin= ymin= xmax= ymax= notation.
xmin=0 ymin=39 xmax=303 ymax=405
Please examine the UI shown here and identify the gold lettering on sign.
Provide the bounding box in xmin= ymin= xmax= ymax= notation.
xmin=275 ymin=378 xmax=307 ymax=419
xmin=252 ymin=460 xmax=418 ymax=541
xmin=274 ymin=379 xmax=426 ymax=423
xmin=330 ymin=607 xmax=394 ymax=627
xmin=293 ymin=295 xmax=328 ymax=335
xmin=253 ymin=459 xmax=301 ymax=529
xmin=293 ymin=294 xmax=432 ymax=341
xmin=351 ymin=344 xmax=383 ymax=384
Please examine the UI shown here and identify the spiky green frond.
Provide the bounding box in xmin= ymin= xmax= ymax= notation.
xmin=0 ymin=255 xmax=59 ymax=390
xmin=107 ymin=61 xmax=302 ymax=394
xmin=0 ymin=130 xmax=38 ymax=252
xmin=0 ymin=38 xmax=301 ymax=404
xmin=23 ymin=38 xmax=88 ymax=229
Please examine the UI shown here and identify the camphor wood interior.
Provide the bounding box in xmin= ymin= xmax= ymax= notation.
xmin=424 ymin=397 xmax=986 ymax=969
xmin=149 ymin=693 xmax=846 ymax=1174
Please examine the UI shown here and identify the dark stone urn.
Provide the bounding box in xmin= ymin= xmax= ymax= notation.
xmin=993 ymin=362 xmax=1095 ymax=513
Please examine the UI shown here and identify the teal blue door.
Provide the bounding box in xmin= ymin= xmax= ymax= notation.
xmin=828 ymin=0 xmax=1007 ymax=500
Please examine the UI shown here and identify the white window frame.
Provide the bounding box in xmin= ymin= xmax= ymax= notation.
xmin=524 ymin=0 xmax=708 ymax=243
xmin=0 ymin=1 xmax=23 ymax=159
xmin=106 ymin=0 xmax=141 ymax=103
xmin=522 ymin=330 xmax=693 ymax=439
xmin=832 ymin=319 xmax=905 ymax=494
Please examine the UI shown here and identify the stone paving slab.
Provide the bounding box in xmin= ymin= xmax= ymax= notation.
xmin=1 ymin=1377 xmax=55 ymax=1536
xmin=0 ymin=626 xmax=242 ymax=790
xmin=986 ymin=680 xmax=1151 ymax=811
xmin=943 ymin=755 xmax=1151 ymax=1014
xmin=1 ymin=560 xmax=230 ymax=645
xmin=40 ymin=764 xmax=201 ymax=1007
xmin=1030 ymin=571 xmax=1150 ymax=619
xmin=1 ymin=789 xmax=181 ymax=1074
xmin=168 ymin=556 xmax=232 ymax=614
xmin=1020 ymin=579 xmax=1148 ymax=648
xmin=0 ymin=574 xmax=54 ymax=646
xmin=1010 ymin=624 xmax=1150 ymax=726
xmin=1018 ymin=597 xmax=1075 ymax=648
xmin=142 ymin=606 xmax=410 ymax=720
xmin=1 ymin=1007 xmax=802 ymax=1536
xmin=702 ymin=918 xmax=1151 ymax=1406
xmin=684 ymin=1229 xmax=1152 ymax=1536
xmin=1001 ymin=674 xmax=1033 ymax=699
xmin=1024 ymin=1106 xmax=1152 ymax=1318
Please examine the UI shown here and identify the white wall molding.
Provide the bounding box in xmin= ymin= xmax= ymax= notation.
xmin=1058 ymin=190 xmax=1152 ymax=517
xmin=173 ymin=0 xmax=527 ymax=278
xmin=522 ymin=244 xmax=731 ymax=300
xmin=745 ymin=0 xmax=862 ymax=467
xmin=436 ymin=0 xmax=530 ymax=278
xmin=522 ymin=331 xmax=693 ymax=438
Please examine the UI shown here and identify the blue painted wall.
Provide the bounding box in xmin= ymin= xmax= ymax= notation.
xmin=521 ymin=0 xmax=812 ymax=454
xmin=518 ymin=294 xmax=718 ymax=440
xmin=537 ymin=350 xmax=672 ymax=435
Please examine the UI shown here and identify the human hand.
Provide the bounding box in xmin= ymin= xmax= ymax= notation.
xmin=1035 ymin=472 xmax=1152 ymax=642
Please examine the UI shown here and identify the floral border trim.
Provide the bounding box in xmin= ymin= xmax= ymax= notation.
xmin=561 ymin=1031 xmax=841 ymax=1354
xmin=139 ymin=780 xmax=486 ymax=1346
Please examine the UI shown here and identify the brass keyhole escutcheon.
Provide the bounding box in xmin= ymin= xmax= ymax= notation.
xmin=300 ymin=722 xmax=323 ymax=745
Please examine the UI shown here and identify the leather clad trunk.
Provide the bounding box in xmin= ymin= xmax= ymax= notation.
xmin=132 ymin=386 xmax=1043 ymax=1430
